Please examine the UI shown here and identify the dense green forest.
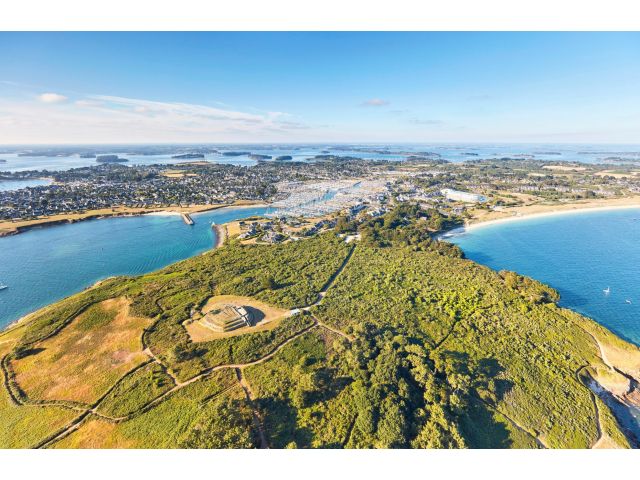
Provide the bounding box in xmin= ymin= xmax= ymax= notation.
xmin=1 ymin=207 xmax=639 ymax=449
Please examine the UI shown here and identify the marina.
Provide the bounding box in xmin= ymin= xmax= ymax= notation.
xmin=267 ymin=179 xmax=387 ymax=218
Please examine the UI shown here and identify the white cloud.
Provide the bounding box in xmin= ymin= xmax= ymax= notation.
xmin=37 ymin=93 xmax=68 ymax=104
xmin=0 ymin=92 xmax=315 ymax=143
xmin=362 ymin=98 xmax=389 ymax=107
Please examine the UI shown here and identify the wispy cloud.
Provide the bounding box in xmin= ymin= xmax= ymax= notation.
xmin=37 ymin=93 xmax=68 ymax=104
xmin=0 ymin=91 xmax=313 ymax=143
xmin=362 ymin=98 xmax=389 ymax=107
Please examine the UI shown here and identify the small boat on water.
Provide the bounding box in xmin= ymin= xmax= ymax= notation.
xmin=0 ymin=284 xmax=7 ymax=291
xmin=625 ymin=299 xmax=632 ymax=304
xmin=603 ymin=287 xmax=610 ymax=295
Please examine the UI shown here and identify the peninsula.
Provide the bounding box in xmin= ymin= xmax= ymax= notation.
xmin=1 ymin=204 xmax=639 ymax=449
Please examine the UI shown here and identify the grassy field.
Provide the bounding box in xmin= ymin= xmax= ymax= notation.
xmin=11 ymin=298 xmax=150 ymax=404
xmin=54 ymin=370 xmax=254 ymax=448
xmin=1 ymin=208 xmax=639 ymax=449
xmin=96 ymin=362 xmax=175 ymax=418
xmin=0 ymin=337 xmax=79 ymax=448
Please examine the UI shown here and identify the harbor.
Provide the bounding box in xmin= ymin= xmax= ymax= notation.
xmin=266 ymin=179 xmax=388 ymax=218
xmin=181 ymin=212 xmax=194 ymax=225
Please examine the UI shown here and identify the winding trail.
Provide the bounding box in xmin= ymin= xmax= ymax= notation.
xmin=342 ymin=414 xmax=358 ymax=448
xmin=474 ymin=396 xmax=548 ymax=449
xmin=295 ymin=244 xmax=357 ymax=341
xmin=35 ymin=321 xmax=320 ymax=448
xmin=236 ymin=368 xmax=269 ymax=449
xmin=575 ymin=365 xmax=604 ymax=448
xmin=7 ymin=240 xmax=360 ymax=449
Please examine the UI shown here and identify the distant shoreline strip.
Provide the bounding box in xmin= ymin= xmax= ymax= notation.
xmin=439 ymin=203 xmax=640 ymax=239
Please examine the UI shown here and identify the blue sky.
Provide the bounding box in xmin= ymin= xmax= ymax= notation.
xmin=0 ymin=32 xmax=639 ymax=143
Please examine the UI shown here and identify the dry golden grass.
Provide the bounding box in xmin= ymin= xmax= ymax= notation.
xmin=185 ymin=295 xmax=289 ymax=342
xmin=597 ymin=339 xmax=640 ymax=380
xmin=161 ymin=170 xmax=198 ymax=178
xmin=0 ymin=322 xmax=27 ymax=350
xmin=52 ymin=418 xmax=136 ymax=448
xmin=226 ymin=221 xmax=244 ymax=238
xmin=595 ymin=170 xmax=640 ymax=178
xmin=542 ymin=165 xmax=587 ymax=172
xmin=11 ymin=297 xmax=151 ymax=404
xmin=53 ymin=370 xmax=241 ymax=448
xmin=0 ymin=338 xmax=79 ymax=448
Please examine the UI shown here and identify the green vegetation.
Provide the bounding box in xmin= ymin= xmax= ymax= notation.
xmin=0 ymin=340 xmax=79 ymax=448
xmin=54 ymin=370 xmax=255 ymax=448
xmin=97 ymin=362 xmax=175 ymax=418
xmin=312 ymin=242 xmax=629 ymax=448
xmin=1 ymin=212 xmax=639 ymax=449
xmin=359 ymin=203 xmax=464 ymax=257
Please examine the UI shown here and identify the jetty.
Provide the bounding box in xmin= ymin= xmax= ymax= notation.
xmin=181 ymin=213 xmax=194 ymax=225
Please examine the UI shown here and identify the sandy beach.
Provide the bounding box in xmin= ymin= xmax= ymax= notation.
xmin=440 ymin=196 xmax=640 ymax=238
xmin=0 ymin=200 xmax=268 ymax=237
xmin=212 ymin=224 xmax=228 ymax=249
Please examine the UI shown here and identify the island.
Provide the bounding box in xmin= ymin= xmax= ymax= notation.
xmin=275 ymin=155 xmax=293 ymax=161
xmin=222 ymin=151 xmax=251 ymax=157
xmin=96 ymin=155 xmax=128 ymax=163
xmin=171 ymin=153 xmax=205 ymax=160
xmin=248 ymin=154 xmax=272 ymax=161
xmin=0 ymin=159 xmax=6 ymax=164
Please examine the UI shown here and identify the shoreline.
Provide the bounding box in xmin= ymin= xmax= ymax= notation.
xmin=0 ymin=275 xmax=118 ymax=336
xmin=439 ymin=199 xmax=640 ymax=238
xmin=0 ymin=205 xmax=269 ymax=333
xmin=0 ymin=201 xmax=269 ymax=238
xmin=212 ymin=224 xmax=227 ymax=249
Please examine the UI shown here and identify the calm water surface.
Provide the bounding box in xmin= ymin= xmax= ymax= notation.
xmin=0 ymin=179 xmax=51 ymax=191
xmin=449 ymin=208 xmax=640 ymax=346
xmin=0 ymin=206 xmax=270 ymax=327
xmin=3 ymin=143 xmax=640 ymax=172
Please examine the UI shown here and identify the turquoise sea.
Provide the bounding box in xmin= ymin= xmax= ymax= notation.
xmin=0 ymin=206 xmax=269 ymax=328
xmin=448 ymin=208 xmax=640 ymax=346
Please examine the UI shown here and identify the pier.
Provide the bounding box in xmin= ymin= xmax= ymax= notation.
xmin=181 ymin=213 xmax=194 ymax=225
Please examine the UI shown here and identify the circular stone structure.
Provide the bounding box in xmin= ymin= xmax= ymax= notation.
xmin=201 ymin=304 xmax=253 ymax=333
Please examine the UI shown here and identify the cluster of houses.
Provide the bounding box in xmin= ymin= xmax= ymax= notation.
xmin=0 ymin=164 xmax=281 ymax=221
xmin=236 ymin=216 xmax=340 ymax=244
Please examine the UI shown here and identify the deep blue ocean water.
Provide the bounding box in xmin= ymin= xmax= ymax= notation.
xmin=0 ymin=206 xmax=269 ymax=328
xmin=449 ymin=208 xmax=640 ymax=346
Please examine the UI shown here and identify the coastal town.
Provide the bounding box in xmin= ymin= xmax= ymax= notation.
xmin=3 ymin=155 xmax=640 ymax=236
